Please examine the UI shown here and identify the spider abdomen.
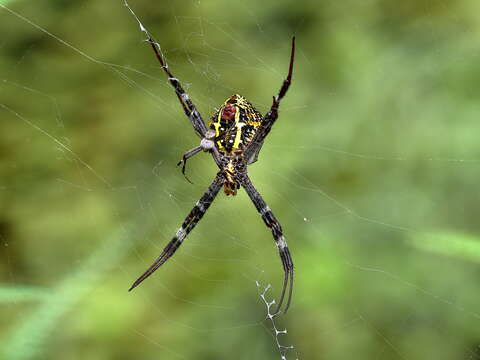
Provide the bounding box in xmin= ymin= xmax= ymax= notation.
xmin=209 ymin=94 xmax=262 ymax=155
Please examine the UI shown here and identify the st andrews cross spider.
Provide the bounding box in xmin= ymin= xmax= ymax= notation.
xmin=128 ymin=30 xmax=296 ymax=313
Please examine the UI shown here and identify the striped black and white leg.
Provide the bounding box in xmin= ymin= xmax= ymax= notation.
xmin=244 ymin=36 xmax=295 ymax=162
xmin=129 ymin=173 xmax=224 ymax=291
xmin=240 ymin=175 xmax=294 ymax=314
xmin=145 ymin=37 xmax=208 ymax=139
xmin=125 ymin=3 xmax=225 ymax=168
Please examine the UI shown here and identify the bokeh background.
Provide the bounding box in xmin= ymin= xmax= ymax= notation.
xmin=2 ymin=0 xmax=480 ymax=359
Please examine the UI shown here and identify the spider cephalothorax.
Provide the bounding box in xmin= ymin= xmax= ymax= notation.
xmin=128 ymin=28 xmax=296 ymax=313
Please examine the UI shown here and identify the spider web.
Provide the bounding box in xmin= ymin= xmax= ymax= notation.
xmin=2 ymin=1 xmax=480 ymax=359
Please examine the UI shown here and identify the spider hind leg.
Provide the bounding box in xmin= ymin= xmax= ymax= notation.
xmin=240 ymin=175 xmax=294 ymax=314
xmin=129 ymin=173 xmax=224 ymax=291
xmin=276 ymin=240 xmax=294 ymax=314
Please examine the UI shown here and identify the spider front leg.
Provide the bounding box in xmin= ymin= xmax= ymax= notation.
xmin=125 ymin=2 xmax=208 ymax=138
xmin=244 ymin=36 xmax=295 ymax=162
xmin=177 ymin=129 xmax=221 ymax=183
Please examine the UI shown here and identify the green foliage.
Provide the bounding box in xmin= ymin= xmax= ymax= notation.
xmin=0 ymin=285 xmax=50 ymax=303
xmin=411 ymin=231 xmax=480 ymax=263
xmin=1 ymin=227 xmax=134 ymax=360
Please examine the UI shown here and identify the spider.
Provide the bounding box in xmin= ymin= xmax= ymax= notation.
xmin=129 ymin=33 xmax=295 ymax=314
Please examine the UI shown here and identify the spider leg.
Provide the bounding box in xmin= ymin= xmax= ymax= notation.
xmin=129 ymin=173 xmax=224 ymax=291
xmin=177 ymin=146 xmax=203 ymax=184
xmin=125 ymin=4 xmax=223 ymax=170
xmin=240 ymin=174 xmax=294 ymax=314
xmin=245 ymin=36 xmax=295 ymax=161
xmin=144 ymin=35 xmax=208 ymax=138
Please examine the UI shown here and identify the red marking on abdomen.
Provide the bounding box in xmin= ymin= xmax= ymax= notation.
xmin=221 ymin=104 xmax=236 ymax=121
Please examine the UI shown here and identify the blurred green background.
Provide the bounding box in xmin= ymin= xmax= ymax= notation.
xmin=2 ymin=0 xmax=480 ymax=359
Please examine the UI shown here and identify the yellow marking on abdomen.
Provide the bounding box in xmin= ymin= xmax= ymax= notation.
xmin=213 ymin=110 xmax=224 ymax=150
xmin=232 ymin=106 xmax=244 ymax=150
